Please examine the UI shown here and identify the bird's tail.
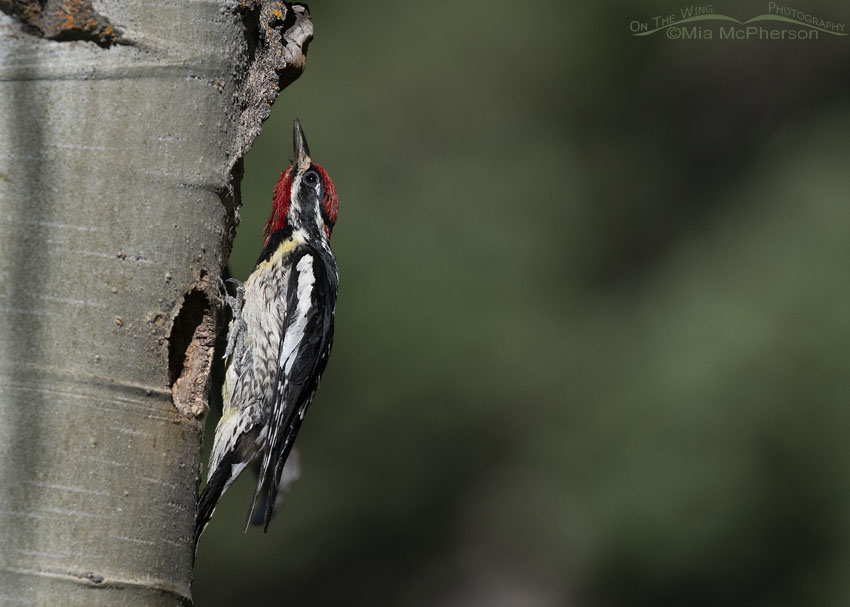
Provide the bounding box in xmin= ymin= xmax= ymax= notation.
xmin=194 ymin=450 xmax=242 ymax=552
xmin=247 ymin=447 xmax=301 ymax=526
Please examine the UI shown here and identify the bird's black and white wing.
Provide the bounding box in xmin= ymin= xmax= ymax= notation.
xmin=246 ymin=249 xmax=337 ymax=531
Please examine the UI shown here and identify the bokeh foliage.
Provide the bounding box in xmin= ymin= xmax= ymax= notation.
xmin=194 ymin=1 xmax=850 ymax=604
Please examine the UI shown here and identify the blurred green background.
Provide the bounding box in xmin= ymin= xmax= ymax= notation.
xmin=194 ymin=1 xmax=850 ymax=605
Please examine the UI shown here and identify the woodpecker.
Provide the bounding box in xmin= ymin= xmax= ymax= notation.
xmin=195 ymin=119 xmax=339 ymax=548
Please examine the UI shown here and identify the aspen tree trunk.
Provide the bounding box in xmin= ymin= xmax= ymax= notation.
xmin=0 ymin=2 xmax=312 ymax=604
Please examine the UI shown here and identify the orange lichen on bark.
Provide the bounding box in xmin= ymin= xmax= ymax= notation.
xmin=0 ymin=0 xmax=119 ymax=47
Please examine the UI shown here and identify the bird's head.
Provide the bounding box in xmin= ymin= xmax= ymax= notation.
xmin=264 ymin=119 xmax=338 ymax=244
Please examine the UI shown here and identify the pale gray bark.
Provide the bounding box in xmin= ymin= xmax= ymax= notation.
xmin=0 ymin=2 xmax=312 ymax=605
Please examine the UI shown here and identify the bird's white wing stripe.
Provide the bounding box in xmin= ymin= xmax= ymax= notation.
xmin=279 ymin=254 xmax=316 ymax=374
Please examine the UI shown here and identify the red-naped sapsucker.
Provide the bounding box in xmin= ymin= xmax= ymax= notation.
xmin=195 ymin=119 xmax=339 ymax=547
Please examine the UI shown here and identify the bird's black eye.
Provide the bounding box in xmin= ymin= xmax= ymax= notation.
xmin=304 ymin=171 xmax=319 ymax=187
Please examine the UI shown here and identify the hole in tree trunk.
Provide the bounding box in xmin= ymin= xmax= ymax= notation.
xmin=168 ymin=275 xmax=217 ymax=419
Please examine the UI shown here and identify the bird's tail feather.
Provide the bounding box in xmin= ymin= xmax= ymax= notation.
xmin=194 ymin=450 xmax=238 ymax=552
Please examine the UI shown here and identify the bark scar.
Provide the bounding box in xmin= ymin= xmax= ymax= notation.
xmin=75 ymin=571 xmax=104 ymax=585
xmin=218 ymin=2 xmax=313 ymax=263
xmin=0 ymin=0 xmax=124 ymax=48
xmin=233 ymin=1 xmax=313 ymax=165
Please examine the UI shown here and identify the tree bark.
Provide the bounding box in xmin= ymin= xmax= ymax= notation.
xmin=0 ymin=2 xmax=311 ymax=604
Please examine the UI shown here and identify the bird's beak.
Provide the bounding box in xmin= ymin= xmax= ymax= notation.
xmin=293 ymin=118 xmax=311 ymax=171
